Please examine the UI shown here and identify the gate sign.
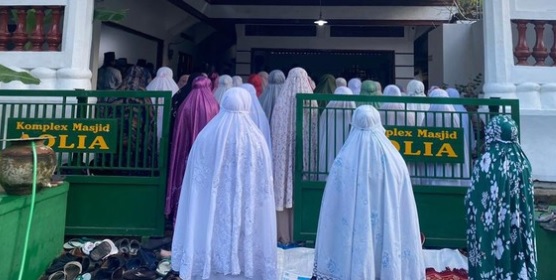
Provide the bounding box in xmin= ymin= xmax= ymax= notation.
xmin=384 ymin=126 xmax=464 ymax=163
xmin=7 ymin=118 xmax=118 ymax=153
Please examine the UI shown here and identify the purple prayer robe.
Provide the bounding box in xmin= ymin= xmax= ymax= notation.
xmin=165 ymin=76 xmax=220 ymax=221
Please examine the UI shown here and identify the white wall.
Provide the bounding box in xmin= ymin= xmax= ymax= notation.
xmin=91 ymin=0 xmax=201 ymax=82
xmin=235 ymin=24 xmax=415 ymax=86
xmin=428 ymin=22 xmax=484 ymax=89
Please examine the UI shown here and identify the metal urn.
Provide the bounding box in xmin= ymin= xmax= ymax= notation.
xmin=0 ymin=137 xmax=57 ymax=195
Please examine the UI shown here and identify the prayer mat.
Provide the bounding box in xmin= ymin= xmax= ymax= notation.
xmin=426 ymin=268 xmax=468 ymax=280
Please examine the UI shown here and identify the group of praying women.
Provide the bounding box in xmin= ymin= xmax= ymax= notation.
xmin=142 ymin=66 xmax=536 ymax=280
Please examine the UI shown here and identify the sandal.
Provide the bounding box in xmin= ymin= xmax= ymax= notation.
xmin=540 ymin=219 xmax=556 ymax=232
xmin=156 ymin=259 xmax=172 ymax=276
xmin=45 ymin=253 xmax=81 ymax=275
xmin=536 ymin=212 xmax=555 ymax=222
xmin=129 ymin=239 xmax=141 ymax=256
xmin=89 ymin=239 xmax=118 ymax=262
xmin=114 ymin=238 xmax=130 ymax=254
xmin=48 ymin=271 xmax=66 ymax=280
xmin=63 ymin=261 xmax=82 ymax=280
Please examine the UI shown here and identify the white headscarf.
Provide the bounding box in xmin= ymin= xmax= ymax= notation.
xmin=271 ymin=67 xmax=318 ymax=210
xmin=258 ymin=69 xmax=286 ymax=122
xmin=335 ymin=77 xmax=347 ymax=87
xmin=146 ymin=67 xmax=179 ymax=95
xmin=146 ymin=67 xmax=179 ymax=143
xmin=379 ymin=85 xmax=416 ymax=126
xmin=318 ymin=86 xmax=356 ymax=179
xmin=232 ymin=75 xmax=243 ymax=87
xmin=419 ymin=88 xmax=462 ymax=186
xmin=348 ymin=78 xmax=362 ymax=95
xmin=213 ymin=74 xmax=233 ymax=104
xmin=406 ymin=79 xmax=430 ymax=125
xmin=171 ymin=87 xmax=277 ymax=280
xmin=314 ymin=105 xmax=425 ymax=280
xmin=240 ymin=83 xmax=272 ymax=151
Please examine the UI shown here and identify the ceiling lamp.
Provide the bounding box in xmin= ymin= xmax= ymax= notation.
xmin=314 ymin=0 xmax=327 ymax=26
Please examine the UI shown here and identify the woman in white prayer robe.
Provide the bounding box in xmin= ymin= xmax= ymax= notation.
xmin=379 ymin=85 xmax=415 ymax=126
xmin=170 ymin=87 xmax=277 ymax=280
xmin=258 ymin=70 xmax=286 ymax=122
xmin=313 ymin=105 xmax=425 ymax=280
xmin=317 ymin=86 xmax=356 ymax=179
xmin=406 ymin=79 xmax=429 ymax=126
xmin=213 ymin=75 xmax=233 ymax=104
xmin=240 ymin=83 xmax=272 ymax=151
xmin=146 ymin=66 xmax=180 ymax=145
xmin=347 ymin=78 xmax=362 ymax=95
xmin=271 ymin=67 xmax=318 ymax=245
xmin=418 ymin=89 xmax=462 ymax=186
xmin=232 ymin=75 xmax=243 ymax=87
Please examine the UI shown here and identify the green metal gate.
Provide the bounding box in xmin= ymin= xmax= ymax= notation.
xmin=294 ymin=93 xmax=519 ymax=248
xmin=0 ymin=90 xmax=171 ymax=237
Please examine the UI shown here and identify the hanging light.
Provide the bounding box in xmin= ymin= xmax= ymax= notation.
xmin=314 ymin=0 xmax=327 ymax=26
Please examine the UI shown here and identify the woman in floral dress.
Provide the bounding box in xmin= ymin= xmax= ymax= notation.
xmin=464 ymin=115 xmax=537 ymax=280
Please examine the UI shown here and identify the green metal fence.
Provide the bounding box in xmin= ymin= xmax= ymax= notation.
xmin=0 ymin=90 xmax=171 ymax=236
xmin=294 ymin=93 xmax=519 ymax=248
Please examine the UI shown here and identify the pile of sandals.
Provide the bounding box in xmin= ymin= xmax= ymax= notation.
xmin=39 ymin=237 xmax=176 ymax=280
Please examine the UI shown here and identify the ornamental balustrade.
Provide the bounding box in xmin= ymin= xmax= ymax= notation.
xmin=512 ymin=20 xmax=556 ymax=66
xmin=0 ymin=6 xmax=64 ymax=52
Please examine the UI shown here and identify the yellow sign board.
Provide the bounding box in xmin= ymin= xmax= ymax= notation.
xmin=384 ymin=126 xmax=464 ymax=163
xmin=8 ymin=118 xmax=118 ymax=153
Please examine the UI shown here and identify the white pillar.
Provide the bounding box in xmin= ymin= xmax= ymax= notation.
xmin=58 ymin=0 xmax=95 ymax=90
xmin=482 ymin=0 xmax=517 ymax=99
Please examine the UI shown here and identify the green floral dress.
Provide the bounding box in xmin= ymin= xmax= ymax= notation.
xmin=464 ymin=115 xmax=537 ymax=280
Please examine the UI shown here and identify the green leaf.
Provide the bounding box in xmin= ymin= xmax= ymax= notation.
xmin=93 ymin=8 xmax=127 ymax=23
xmin=0 ymin=64 xmax=40 ymax=85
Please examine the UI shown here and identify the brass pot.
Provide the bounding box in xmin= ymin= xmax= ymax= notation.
xmin=0 ymin=137 xmax=57 ymax=195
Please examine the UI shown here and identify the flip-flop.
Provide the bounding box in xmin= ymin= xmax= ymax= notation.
xmin=63 ymin=238 xmax=95 ymax=250
xmin=64 ymin=239 xmax=84 ymax=250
